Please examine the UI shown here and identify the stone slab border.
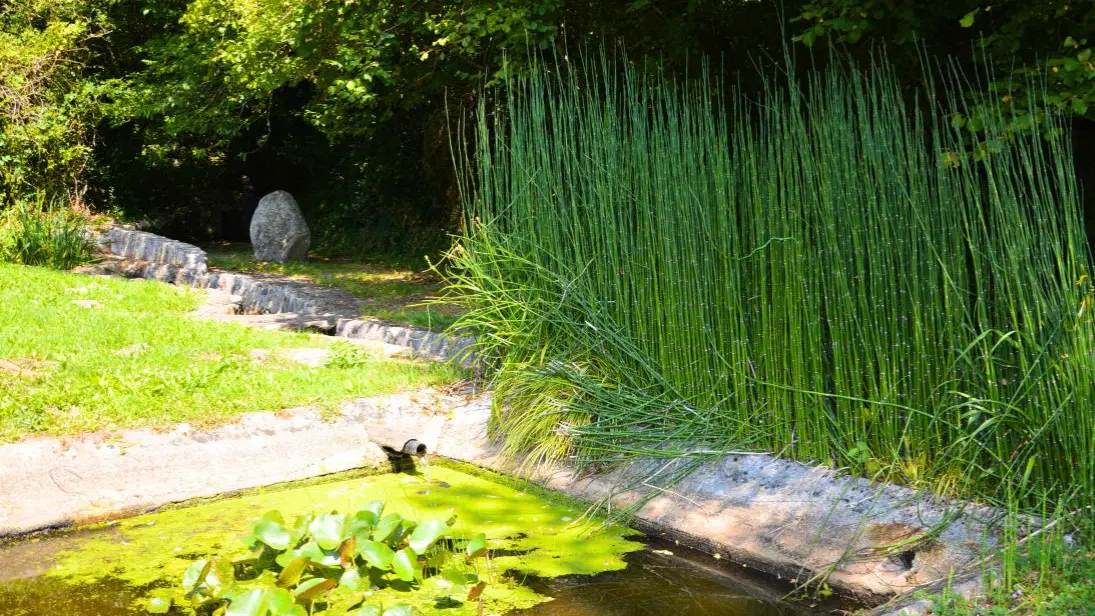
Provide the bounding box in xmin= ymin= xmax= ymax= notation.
xmin=95 ymin=226 xmax=474 ymax=363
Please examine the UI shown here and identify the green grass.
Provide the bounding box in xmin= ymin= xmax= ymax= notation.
xmin=0 ymin=264 xmax=463 ymax=442
xmin=929 ymin=544 xmax=1095 ymax=615
xmin=0 ymin=195 xmax=94 ymax=270
xmin=442 ymin=48 xmax=1095 ymax=588
xmin=207 ymin=246 xmax=462 ymax=331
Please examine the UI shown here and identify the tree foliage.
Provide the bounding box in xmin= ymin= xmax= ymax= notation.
xmin=2 ymin=0 xmax=1092 ymax=252
xmin=793 ymin=1 xmax=1095 ymax=121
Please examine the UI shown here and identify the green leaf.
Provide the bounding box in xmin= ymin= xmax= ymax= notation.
xmin=383 ymin=606 xmax=414 ymax=616
xmin=373 ymin=513 xmax=404 ymax=543
xmin=254 ymin=518 xmax=292 ymax=551
xmin=309 ymin=513 xmax=346 ymax=550
xmin=277 ymin=556 xmax=308 ymax=588
xmin=275 ymin=549 xmax=303 ymax=568
xmin=392 ymin=548 xmax=418 ymax=582
xmin=225 ymin=589 xmax=266 ymax=616
xmin=464 ymin=533 xmax=488 ymax=560
xmin=294 ymin=577 xmax=337 ymax=601
xmin=959 ymin=9 xmax=978 ymax=28
xmin=264 ymin=588 xmax=298 ymax=615
xmin=299 ymin=541 xmax=340 ymax=566
xmin=361 ymin=501 xmax=385 ymax=519
xmin=348 ymin=510 xmax=377 ymax=537
xmin=408 ymin=519 xmax=448 ymax=553
xmin=183 ymin=560 xmax=212 ymax=591
xmin=339 ymin=568 xmax=362 ymax=591
xmin=358 ymin=540 xmax=395 ymax=569
xmin=353 ymin=608 xmax=382 ymax=616
xmin=1072 ymin=98 xmax=1090 ymax=116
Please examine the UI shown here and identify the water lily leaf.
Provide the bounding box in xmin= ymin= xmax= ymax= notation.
xmin=291 ymin=513 xmax=314 ymax=541
xmin=183 ymin=559 xmax=212 ymax=592
xmin=299 ymin=541 xmax=340 ymax=566
xmin=225 ymin=589 xmax=265 ymax=616
xmin=353 ymin=608 xmax=382 ymax=616
xmin=408 ymin=519 xmax=448 ymax=553
xmin=373 ymin=513 xmax=404 ymax=543
xmin=254 ymin=518 xmax=292 ymax=551
xmin=309 ymin=513 xmax=346 ymax=550
xmin=467 ymin=581 xmax=487 ymax=601
xmin=360 ymin=500 xmax=385 ymax=520
xmin=277 ymin=556 xmax=308 ymax=588
xmin=147 ymin=593 xmax=172 ymax=614
xmin=264 ymin=588 xmax=298 ymax=615
xmin=339 ymin=537 xmax=357 ymax=568
xmin=392 ymin=547 xmax=418 ymax=582
xmin=294 ymin=577 xmax=337 ymax=601
xmin=339 ymin=568 xmax=362 ymax=591
xmin=465 ymin=533 xmax=488 ymax=560
xmin=383 ymin=606 xmax=413 ymax=616
xmin=275 ymin=549 xmax=303 ymax=568
xmin=261 ymin=511 xmax=287 ymax=526
xmin=348 ymin=511 xmax=376 ymax=537
xmin=357 ymin=540 xmax=395 ymax=569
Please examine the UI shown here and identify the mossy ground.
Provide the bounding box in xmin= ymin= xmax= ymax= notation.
xmin=3 ymin=467 xmax=643 ymax=615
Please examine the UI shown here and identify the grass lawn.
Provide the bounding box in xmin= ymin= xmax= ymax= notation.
xmin=0 ymin=264 xmax=463 ymax=442
xmin=206 ymin=244 xmax=462 ymax=330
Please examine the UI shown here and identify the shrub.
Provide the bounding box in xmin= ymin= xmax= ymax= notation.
xmin=0 ymin=194 xmax=94 ymax=269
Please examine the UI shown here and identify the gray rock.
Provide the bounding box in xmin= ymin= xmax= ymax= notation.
xmin=250 ymin=190 xmax=310 ymax=263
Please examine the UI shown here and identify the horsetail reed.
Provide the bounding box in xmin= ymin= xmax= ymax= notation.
xmin=441 ymin=51 xmax=1095 ymax=538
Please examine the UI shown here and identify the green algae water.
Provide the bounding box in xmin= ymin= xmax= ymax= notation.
xmin=0 ymin=468 xmax=831 ymax=615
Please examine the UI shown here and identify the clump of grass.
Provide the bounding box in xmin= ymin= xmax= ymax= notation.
xmin=442 ymin=48 xmax=1095 ymax=570
xmin=1 ymin=193 xmax=94 ymax=269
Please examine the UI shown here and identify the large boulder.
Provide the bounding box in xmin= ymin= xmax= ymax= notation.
xmin=250 ymin=190 xmax=310 ymax=263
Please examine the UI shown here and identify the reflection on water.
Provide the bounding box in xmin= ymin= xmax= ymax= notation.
xmin=513 ymin=540 xmax=844 ymax=616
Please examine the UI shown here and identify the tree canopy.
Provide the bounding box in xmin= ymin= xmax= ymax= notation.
xmin=2 ymin=0 xmax=1094 ymax=253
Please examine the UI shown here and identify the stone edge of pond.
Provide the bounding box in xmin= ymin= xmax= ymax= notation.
xmin=358 ymin=394 xmax=1000 ymax=613
xmin=0 ymin=385 xmax=990 ymax=615
xmin=0 ymin=389 xmax=461 ymax=540
xmin=91 ymin=225 xmax=475 ymax=364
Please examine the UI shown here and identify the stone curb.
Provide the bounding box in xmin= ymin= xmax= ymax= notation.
xmin=92 ymin=227 xmax=475 ymax=363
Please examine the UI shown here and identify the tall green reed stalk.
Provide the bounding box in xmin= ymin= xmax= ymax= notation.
xmin=441 ymin=50 xmax=1095 ymax=539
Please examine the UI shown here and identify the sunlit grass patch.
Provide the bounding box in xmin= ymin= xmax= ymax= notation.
xmin=0 ymin=264 xmax=463 ymax=441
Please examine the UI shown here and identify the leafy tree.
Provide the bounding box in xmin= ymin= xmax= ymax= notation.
xmin=793 ymin=1 xmax=1095 ymax=120
xmin=0 ymin=0 xmax=111 ymax=203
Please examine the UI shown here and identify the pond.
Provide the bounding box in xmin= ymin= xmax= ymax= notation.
xmin=0 ymin=465 xmax=843 ymax=615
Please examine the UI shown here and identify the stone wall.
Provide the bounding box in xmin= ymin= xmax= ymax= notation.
xmin=100 ymin=227 xmax=208 ymax=273
xmin=94 ymin=226 xmax=474 ymax=363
